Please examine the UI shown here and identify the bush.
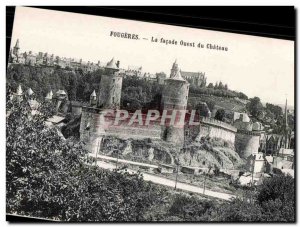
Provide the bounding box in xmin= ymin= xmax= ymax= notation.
xmin=212 ymin=198 xmax=264 ymax=222
xmin=211 ymin=175 xmax=295 ymax=222
xmin=166 ymin=195 xmax=216 ymax=221
xmin=257 ymin=175 xmax=295 ymax=222
xmin=6 ymin=98 xmax=167 ymax=221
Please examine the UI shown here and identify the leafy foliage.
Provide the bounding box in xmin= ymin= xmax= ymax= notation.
xmin=256 ymin=175 xmax=295 ymax=222
xmin=214 ymin=109 xmax=226 ymax=122
xmin=7 ymin=64 xmax=103 ymax=102
xmin=212 ymin=198 xmax=264 ymax=222
xmin=190 ymin=83 xmax=248 ymax=100
xmin=121 ymin=76 xmax=164 ymax=111
xmin=265 ymin=103 xmax=283 ymax=119
xmin=246 ymin=97 xmax=264 ymax=119
xmin=166 ymin=195 xmax=217 ymax=221
xmin=147 ymin=175 xmax=295 ymax=222
xmin=61 ymin=113 xmax=81 ymax=139
xmin=6 ymin=97 xmax=167 ymax=221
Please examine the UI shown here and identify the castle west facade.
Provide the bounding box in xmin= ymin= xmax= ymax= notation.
xmin=8 ymin=41 xmax=293 ymax=174
xmin=8 ymin=40 xmax=268 ymax=162
xmin=79 ymin=59 xmax=251 ymax=157
xmin=11 ymin=56 xmax=292 ymax=173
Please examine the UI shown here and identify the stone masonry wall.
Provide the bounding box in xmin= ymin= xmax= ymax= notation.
xmin=235 ymin=131 xmax=260 ymax=159
xmin=98 ymin=74 xmax=123 ymax=109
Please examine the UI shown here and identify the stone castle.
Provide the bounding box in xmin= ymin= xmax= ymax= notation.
xmin=78 ymin=58 xmax=264 ymax=161
xmin=11 ymin=55 xmax=293 ymax=175
xmin=10 ymin=39 xmax=288 ymax=164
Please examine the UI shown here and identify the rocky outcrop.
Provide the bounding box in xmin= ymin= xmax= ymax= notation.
xmin=100 ymin=137 xmax=175 ymax=165
xmin=178 ymin=145 xmax=243 ymax=169
xmin=99 ymin=136 xmax=243 ymax=169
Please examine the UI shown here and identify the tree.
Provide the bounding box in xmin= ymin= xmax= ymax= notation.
xmin=6 ymin=97 xmax=167 ymax=221
xmin=266 ymin=103 xmax=283 ymax=119
xmin=212 ymin=198 xmax=264 ymax=222
xmin=214 ymin=109 xmax=226 ymax=122
xmin=207 ymin=83 xmax=214 ymax=89
xmin=214 ymin=82 xmax=219 ymax=89
xmin=218 ymin=81 xmax=224 ymax=90
xmin=246 ymin=97 xmax=264 ymax=118
xmin=196 ymin=102 xmax=210 ymax=117
xmin=206 ymin=100 xmax=216 ymax=112
xmin=238 ymin=92 xmax=248 ymax=100
xmin=257 ymin=175 xmax=295 ymax=222
xmin=167 ymin=195 xmax=216 ymax=221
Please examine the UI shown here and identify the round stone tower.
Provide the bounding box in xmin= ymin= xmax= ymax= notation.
xmin=45 ymin=90 xmax=53 ymax=101
xmin=161 ymin=61 xmax=189 ymax=145
xmin=26 ymin=88 xmax=34 ymax=100
xmin=80 ymin=58 xmax=123 ymax=155
xmin=235 ymin=130 xmax=261 ymax=159
xmin=15 ymin=84 xmax=23 ymax=102
xmin=98 ymin=58 xmax=123 ymax=109
xmin=80 ymin=108 xmax=106 ymax=154
xmin=90 ymin=90 xmax=97 ymax=106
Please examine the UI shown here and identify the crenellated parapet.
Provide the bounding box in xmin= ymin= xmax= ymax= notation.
xmin=237 ymin=129 xmax=261 ymax=136
xmin=200 ymin=116 xmax=237 ymax=133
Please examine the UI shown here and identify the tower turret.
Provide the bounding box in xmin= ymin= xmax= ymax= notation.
xmin=170 ymin=59 xmax=179 ymax=78
xmin=90 ymin=90 xmax=97 ymax=106
xmin=45 ymin=90 xmax=53 ymax=100
xmin=15 ymin=84 xmax=23 ymax=102
xmin=161 ymin=61 xmax=190 ymax=145
xmin=13 ymin=39 xmax=20 ymax=56
xmin=98 ymin=58 xmax=123 ymax=109
xmin=26 ymin=88 xmax=34 ymax=100
xmin=12 ymin=39 xmax=20 ymax=63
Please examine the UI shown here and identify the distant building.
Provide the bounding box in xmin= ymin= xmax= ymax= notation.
xmin=277 ymin=148 xmax=294 ymax=161
xmin=233 ymin=112 xmax=250 ymax=122
xmin=246 ymin=153 xmax=266 ymax=173
xmin=181 ymin=71 xmax=206 ymax=87
xmin=125 ymin=65 xmax=143 ymax=77
xmin=8 ymin=38 xmax=102 ymax=72
xmin=25 ymin=51 xmax=37 ymax=66
xmin=143 ymin=72 xmax=156 ymax=82
xmin=233 ymin=113 xmax=252 ymax=131
xmin=253 ymin=122 xmax=264 ymax=131
xmin=156 ymin=72 xmax=167 ymax=85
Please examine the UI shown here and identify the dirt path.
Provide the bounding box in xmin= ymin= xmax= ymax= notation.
xmin=92 ymin=155 xmax=236 ymax=201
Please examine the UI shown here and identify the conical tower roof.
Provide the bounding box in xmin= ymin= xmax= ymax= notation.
xmin=90 ymin=90 xmax=96 ymax=97
xmin=49 ymin=90 xmax=53 ymax=96
xmin=27 ymin=88 xmax=34 ymax=96
xmin=16 ymin=84 xmax=23 ymax=95
xmin=15 ymin=39 xmax=20 ymax=49
xmin=172 ymin=69 xmax=186 ymax=81
xmin=57 ymin=90 xmax=67 ymax=95
xmin=105 ymin=57 xmax=118 ymax=70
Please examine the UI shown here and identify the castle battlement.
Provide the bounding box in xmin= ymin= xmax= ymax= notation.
xmin=237 ymin=129 xmax=261 ymax=136
xmin=200 ymin=116 xmax=237 ymax=133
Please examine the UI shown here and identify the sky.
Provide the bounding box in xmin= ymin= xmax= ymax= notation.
xmin=10 ymin=7 xmax=294 ymax=106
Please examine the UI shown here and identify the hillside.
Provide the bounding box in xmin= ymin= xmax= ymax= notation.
xmin=188 ymin=94 xmax=247 ymax=113
xmin=7 ymin=64 xmax=248 ymax=114
xmin=99 ymin=136 xmax=244 ymax=170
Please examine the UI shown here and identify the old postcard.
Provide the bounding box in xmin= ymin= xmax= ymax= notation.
xmin=6 ymin=6 xmax=295 ymax=222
